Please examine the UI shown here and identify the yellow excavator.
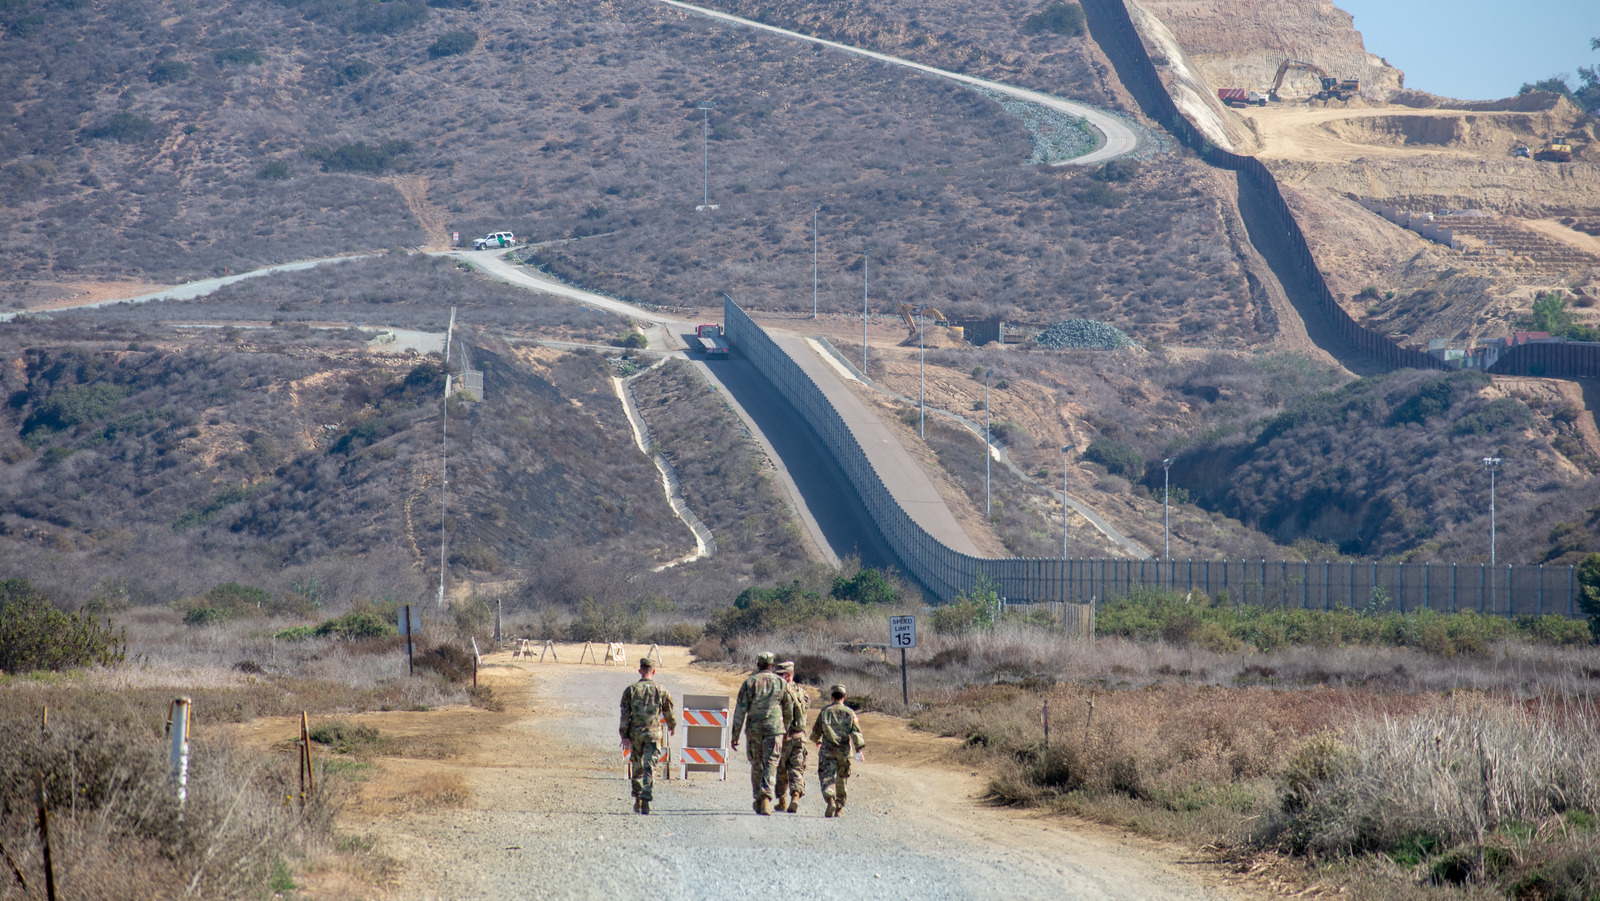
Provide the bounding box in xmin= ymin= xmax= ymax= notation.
xmin=1535 ymin=136 xmax=1573 ymax=162
xmin=1268 ymin=60 xmax=1360 ymax=102
xmin=897 ymin=302 xmax=952 ymax=345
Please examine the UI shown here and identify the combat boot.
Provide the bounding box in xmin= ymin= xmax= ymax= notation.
xmin=834 ymin=798 xmax=845 ymax=817
xmin=639 ymin=799 xmax=651 ymax=815
xmin=786 ymin=792 xmax=800 ymax=813
xmin=823 ymin=799 xmax=836 ymax=818
xmin=633 ymin=798 xmax=641 ymax=813
xmin=757 ymin=796 xmax=773 ymax=816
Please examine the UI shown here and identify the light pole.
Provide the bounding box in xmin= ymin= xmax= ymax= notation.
xmin=912 ymin=305 xmax=926 ymax=438
xmin=984 ymin=369 xmax=992 ymax=518
xmin=1062 ymin=444 xmax=1074 ymax=560
xmin=697 ymin=101 xmax=715 ymax=210
xmin=1483 ymin=456 xmax=1502 ymax=565
xmin=861 ymin=253 xmax=868 ymax=375
xmin=812 ymin=203 xmax=821 ymax=319
xmin=1162 ymin=458 xmax=1173 ymax=560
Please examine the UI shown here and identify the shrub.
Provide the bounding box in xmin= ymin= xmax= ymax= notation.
xmin=1092 ymin=159 xmax=1139 ymax=182
xmin=308 ymin=720 xmax=383 ymax=753
xmin=414 ymin=642 xmax=474 ymax=681
xmin=335 ymin=58 xmax=378 ymax=84
xmin=315 ymin=608 xmax=397 ymax=640
xmin=148 ymin=60 xmax=192 ymax=84
xmin=88 ymin=111 xmax=160 ymax=143
xmin=1451 ymin=397 xmax=1532 ymax=436
xmin=346 ymin=1 xmax=428 ymax=34
xmin=214 ymin=47 xmax=264 ymax=66
xmin=0 ymin=578 xmax=125 ymax=673
xmin=305 ymin=140 xmax=411 ymax=174
xmin=1084 ymin=438 xmax=1143 ymax=481
xmin=932 ymin=575 xmax=999 ymax=635
xmin=183 ymin=607 xmax=232 ymax=626
xmin=1020 ymin=2 xmax=1084 ymax=36
xmin=258 ymin=160 xmax=294 ymax=180
xmin=428 ymin=30 xmax=478 ymax=59
xmin=617 ymin=331 xmax=648 ymax=349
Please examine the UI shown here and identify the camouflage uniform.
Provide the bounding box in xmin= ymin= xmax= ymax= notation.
xmin=619 ymin=670 xmax=676 ymax=809
xmin=773 ymin=668 xmax=809 ymax=809
xmin=730 ymin=657 xmax=800 ymax=812
xmin=810 ymin=689 xmax=865 ymax=817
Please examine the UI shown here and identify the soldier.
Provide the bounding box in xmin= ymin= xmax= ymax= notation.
xmin=729 ymin=651 xmax=800 ymax=815
xmin=618 ymin=656 xmax=676 ymax=815
xmin=773 ymin=660 xmax=809 ymax=813
xmin=810 ymin=683 xmax=865 ymax=818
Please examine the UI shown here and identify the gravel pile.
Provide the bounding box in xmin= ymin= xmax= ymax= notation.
xmin=1034 ymin=319 xmax=1135 ymax=350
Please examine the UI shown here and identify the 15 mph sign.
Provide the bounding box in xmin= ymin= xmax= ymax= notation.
xmin=889 ymin=615 xmax=917 ymax=648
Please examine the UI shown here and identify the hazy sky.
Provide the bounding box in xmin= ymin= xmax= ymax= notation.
xmin=1333 ymin=0 xmax=1597 ymax=101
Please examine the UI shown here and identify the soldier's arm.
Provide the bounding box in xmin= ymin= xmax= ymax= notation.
xmin=849 ymin=711 xmax=866 ymax=750
xmin=781 ymin=686 xmax=800 ymax=734
xmin=662 ymin=689 xmax=677 ymax=732
xmin=730 ymin=681 xmax=751 ymax=744
xmin=809 ymin=709 xmax=825 ymax=744
xmin=619 ymin=686 xmax=632 ymax=740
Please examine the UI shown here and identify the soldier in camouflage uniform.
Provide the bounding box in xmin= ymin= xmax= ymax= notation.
xmin=810 ymin=683 xmax=865 ymax=818
xmin=772 ymin=660 xmax=809 ymax=813
xmin=618 ymin=656 xmax=676 ymax=815
xmin=729 ymin=651 xmax=800 ymax=816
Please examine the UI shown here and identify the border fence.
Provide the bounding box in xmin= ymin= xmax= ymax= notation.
xmin=1077 ymin=0 xmax=1600 ymax=380
xmin=724 ymin=296 xmax=1583 ymax=617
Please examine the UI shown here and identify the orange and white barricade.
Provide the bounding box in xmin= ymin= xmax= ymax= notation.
xmin=679 ymin=695 xmax=731 ymax=780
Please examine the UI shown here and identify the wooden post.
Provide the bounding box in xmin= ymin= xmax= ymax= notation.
xmin=473 ymin=655 xmax=478 ymax=688
xmin=0 ymin=837 xmax=27 ymax=891
xmin=169 ymin=697 xmax=191 ymax=809
xmin=34 ymin=773 xmax=55 ymax=901
xmin=40 ymin=705 xmax=47 ymax=737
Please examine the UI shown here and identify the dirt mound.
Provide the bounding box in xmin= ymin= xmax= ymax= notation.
xmin=1134 ymin=0 xmax=1404 ymax=101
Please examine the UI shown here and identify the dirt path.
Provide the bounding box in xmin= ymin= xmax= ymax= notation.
xmin=392 ymin=175 xmax=452 ymax=252
xmin=281 ymin=646 xmax=1247 ymax=900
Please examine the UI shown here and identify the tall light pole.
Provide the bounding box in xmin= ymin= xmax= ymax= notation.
xmin=861 ymin=253 xmax=868 ymax=375
xmin=1062 ymin=444 xmax=1074 ymax=560
xmin=1483 ymin=456 xmax=1502 ymax=566
xmin=984 ymin=369 xmax=992 ymax=518
xmin=439 ymin=307 xmax=456 ymax=607
xmin=812 ymin=203 xmax=821 ymax=319
xmin=1162 ymin=458 xmax=1173 ymax=560
xmin=696 ymin=101 xmax=715 ymax=210
xmin=913 ymin=305 xmax=926 ymax=438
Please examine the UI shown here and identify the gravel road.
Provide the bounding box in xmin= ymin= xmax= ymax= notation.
xmin=360 ymin=650 xmax=1234 ymax=900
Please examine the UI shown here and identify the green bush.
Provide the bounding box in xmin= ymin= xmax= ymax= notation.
xmin=1084 ymin=438 xmax=1143 ymax=481
xmin=1020 ymin=2 xmax=1084 ymax=36
xmin=0 ymin=579 xmax=125 ymax=673
xmin=315 ymin=609 xmax=396 ymax=640
xmin=335 ymin=58 xmax=378 ymax=84
xmin=427 ymin=30 xmax=478 ymax=59
xmin=149 ymin=60 xmax=192 ymax=84
xmin=1451 ymin=397 xmax=1532 ymax=436
xmin=308 ymin=720 xmax=383 ymax=753
xmin=258 ymin=160 xmax=293 ymax=180
xmin=707 ymin=568 xmax=901 ymax=638
xmin=183 ymin=607 xmax=232 ymax=626
xmin=932 ymin=575 xmax=999 ymax=635
xmin=305 ymin=140 xmax=412 ymax=174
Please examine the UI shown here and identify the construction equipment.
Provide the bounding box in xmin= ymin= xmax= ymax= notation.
xmin=1535 ymin=137 xmax=1573 ymax=162
xmin=897 ymin=302 xmax=949 ymax=344
xmin=1268 ymin=60 xmax=1360 ymax=102
xmin=1217 ymin=88 xmax=1268 ymax=108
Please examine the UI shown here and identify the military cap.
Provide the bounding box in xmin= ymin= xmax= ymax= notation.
xmin=756 ymin=651 xmax=776 ymax=665
xmin=775 ymin=660 xmax=794 ymax=674
xmin=639 ymin=656 xmax=658 ymax=670
xmin=829 ymin=684 xmax=847 ymax=698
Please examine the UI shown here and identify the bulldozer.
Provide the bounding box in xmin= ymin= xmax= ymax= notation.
xmin=897 ymin=302 xmax=956 ymax=345
xmin=1534 ymin=137 xmax=1573 ymax=162
xmin=1268 ymin=60 xmax=1360 ymax=102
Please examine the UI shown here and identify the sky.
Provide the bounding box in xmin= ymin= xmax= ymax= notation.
xmin=1332 ymin=0 xmax=1597 ymax=101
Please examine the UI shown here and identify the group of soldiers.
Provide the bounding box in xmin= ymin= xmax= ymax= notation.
xmin=618 ymin=651 xmax=866 ymax=817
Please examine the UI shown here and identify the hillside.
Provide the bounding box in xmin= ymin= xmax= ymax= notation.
xmin=0 ymin=257 xmax=813 ymax=614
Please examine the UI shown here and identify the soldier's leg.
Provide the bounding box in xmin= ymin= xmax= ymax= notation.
xmin=629 ymin=739 xmax=648 ymax=800
xmin=637 ymin=735 xmax=660 ymax=801
xmin=746 ymin=737 xmax=763 ymax=800
xmin=789 ymin=741 xmax=809 ymax=798
xmin=817 ymin=752 xmax=839 ymax=801
xmin=757 ymin=734 xmax=783 ymax=801
xmin=774 ymin=740 xmax=789 ymax=800
xmin=835 ymin=754 xmax=853 ymax=807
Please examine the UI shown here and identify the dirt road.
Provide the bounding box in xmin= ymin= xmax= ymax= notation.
xmin=321 ymin=647 xmax=1238 ymax=900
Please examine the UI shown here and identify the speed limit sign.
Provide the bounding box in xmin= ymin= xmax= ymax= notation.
xmin=889 ymin=615 xmax=917 ymax=648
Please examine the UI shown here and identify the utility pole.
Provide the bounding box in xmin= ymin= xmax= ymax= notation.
xmin=861 ymin=253 xmax=868 ymax=375
xmin=1062 ymin=444 xmax=1073 ymax=560
xmin=1162 ymin=458 xmax=1173 ymax=560
xmin=914 ymin=305 xmax=926 ymax=438
xmin=984 ymin=369 xmax=992 ymax=518
xmin=439 ymin=307 xmax=456 ymax=608
xmin=813 ymin=203 xmax=821 ymax=319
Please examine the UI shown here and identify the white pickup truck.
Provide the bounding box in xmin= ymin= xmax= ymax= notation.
xmin=472 ymin=231 xmax=516 ymax=250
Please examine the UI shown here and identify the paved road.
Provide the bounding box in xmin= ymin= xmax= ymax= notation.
xmin=658 ymin=0 xmax=1140 ymax=167
xmin=366 ymin=653 xmax=1232 ymax=900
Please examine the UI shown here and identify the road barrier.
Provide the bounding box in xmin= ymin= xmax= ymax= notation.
xmin=724 ymin=296 xmax=1582 ymax=616
xmin=1077 ymin=0 xmax=1600 ymax=380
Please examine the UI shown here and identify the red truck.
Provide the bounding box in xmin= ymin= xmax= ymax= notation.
xmin=1217 ymin=88 xmax=1267 ymax=107
xmin=690 ymin=323 xmax=729 ymax=356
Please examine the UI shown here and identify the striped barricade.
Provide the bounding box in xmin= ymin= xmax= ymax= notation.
xmin=680 ymin=694 xmax=731 ymax=780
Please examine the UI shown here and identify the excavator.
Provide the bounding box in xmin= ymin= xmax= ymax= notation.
xmin=1268 ymin=60 xmax=1361 ymax=102
xmin=897 ymin=302 xmax=951 ymax=345
xmin=1534 ymin=136 xmax=1573 ymax=162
